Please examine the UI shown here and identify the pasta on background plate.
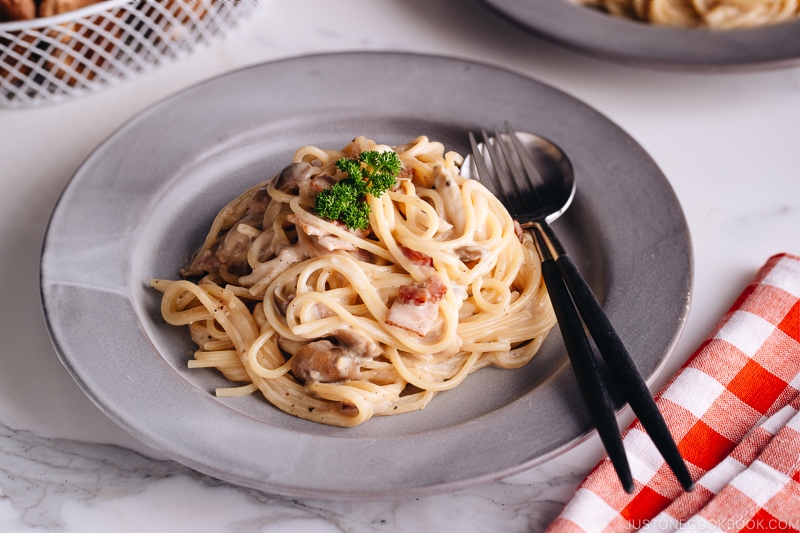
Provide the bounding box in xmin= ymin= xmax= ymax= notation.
xmin=571 ymin=0 xmax=799 ymax=29
xmin=152 ymin=136 xmax=556 ymax=427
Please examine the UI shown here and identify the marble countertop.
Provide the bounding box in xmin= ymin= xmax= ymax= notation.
xmin=1 ymin=1 xmax=798 ymax=531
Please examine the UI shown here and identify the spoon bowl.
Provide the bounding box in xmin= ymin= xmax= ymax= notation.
xmin=462 ymin=130 xmax=575 ymax=225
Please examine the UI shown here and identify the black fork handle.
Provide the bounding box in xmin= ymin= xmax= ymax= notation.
xmin=536 ymin=238 xmax=634 ymax=493
xmin=537 ymin=222 xmax=695 ymax=492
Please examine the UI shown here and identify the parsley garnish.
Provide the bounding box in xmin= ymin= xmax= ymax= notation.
xmin=314 ymin=150 xmax=401 ymax=230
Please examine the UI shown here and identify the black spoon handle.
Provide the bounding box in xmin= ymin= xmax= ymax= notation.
xmin=538 ymin=222 xmax=695 ymax=492
xmin=536 ymin=236 xmax=634 ymax=493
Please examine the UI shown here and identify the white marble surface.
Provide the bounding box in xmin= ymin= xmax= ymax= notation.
xmin=1 ymin=0 xmax=798 ymax=531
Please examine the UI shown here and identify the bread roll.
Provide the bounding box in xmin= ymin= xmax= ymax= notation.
xmin=0 ymin=0 xmax=36 ymax=22
xmin=38 ymin=0 xmax=105 ymax=17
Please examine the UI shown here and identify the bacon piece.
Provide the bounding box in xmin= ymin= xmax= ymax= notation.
xmin=386 ymin=276 xmax=446 ymax=336
xmin=396 ymin=284 xmax=428 ymax=305
xmin=396 ymin=275 xmax=445 ymax=304
xmin=424 ymin=275 xmax=446 ymax=302
xmin=400 ymin=246 xmax=434 ymax=268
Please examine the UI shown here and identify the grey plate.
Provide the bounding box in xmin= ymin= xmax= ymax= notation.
xmin=481 ymin=0 xmax=800 ymax=70
xmin=40 ymin=52 xmax=692 ymax=499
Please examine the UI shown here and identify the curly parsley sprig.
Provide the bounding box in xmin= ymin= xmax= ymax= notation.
xmin=314 ymin=150 xmax=402 ymax=230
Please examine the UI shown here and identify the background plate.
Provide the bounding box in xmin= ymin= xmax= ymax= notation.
xmin=40 ymin=51 xmax=692 ymax=499
xmin=481 ymin=0 xmax=800 ymax=70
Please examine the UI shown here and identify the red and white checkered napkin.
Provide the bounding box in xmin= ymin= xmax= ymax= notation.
xmin=546 ymin=253 xmax=800 ymax=532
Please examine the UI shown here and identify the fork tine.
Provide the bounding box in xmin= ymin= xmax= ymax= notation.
xmin=506 ymin=121 xmax=546 ymax=189
xmin=492 ymin=125 xmax=542 ymax=214
xmin=505 ymin=121 xmax=549 ymax=202
xmin=492 ymin=125 xmax=526 ymax=198
xmin=470 ymin=131 xmax=512 ymax=213
xmin=468 ymin=131 xmax=494 ymax=190
xmin=480 ymin=129 xmax=525 ymax=216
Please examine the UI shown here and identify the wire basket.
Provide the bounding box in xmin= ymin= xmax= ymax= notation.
xmin=0 ymin=0 xmax=259 ymax=108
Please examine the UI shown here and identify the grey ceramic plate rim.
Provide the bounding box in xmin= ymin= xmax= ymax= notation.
xmin=481 ymin=0 xmax=800 ymax=70
xmin=40 ymin=51 xmax=692 ymax=499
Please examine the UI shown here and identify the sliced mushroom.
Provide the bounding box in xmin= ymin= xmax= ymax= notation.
xmin=181 ymin=184 xmax=272 ymax=278
xmin=272 ymin=162 xmax=335 ymax=198
xmin=238 ymin=244 xmax=308 ymax=295
xmin=291 ymin=340 xmax=359 ymax=383
xmin=334 ymin=327 xmax=382 ymax=359
xmin=433 ymin=165 xmax=465 ymax=236
xmin=273 ymin=162 xmax=317 ymax=194
xmin=214 ymin=223 xmax=256 ymax=274
xmin=290 ymin=328 xmax=381 ymax=383
xmin=289 ymin=214 xmax=368 ymax=253
xmin=272 ymin=284 xmax=295 ymax=315
xmin=455 ymin=244 xmax=488 ymax=263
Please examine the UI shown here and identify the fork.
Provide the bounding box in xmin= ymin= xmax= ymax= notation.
xmin=469 ymin=123 xmax=695 ymax=494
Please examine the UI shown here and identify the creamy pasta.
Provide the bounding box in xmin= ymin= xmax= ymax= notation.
xmin=571 ymin=0 xmax=799 ymax=29
xmin=152 ymin=136 xmax=556 ymax=427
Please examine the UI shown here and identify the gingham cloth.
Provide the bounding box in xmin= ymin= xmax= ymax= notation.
xmin=547 ymin=253 xmax=800 ymax=532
